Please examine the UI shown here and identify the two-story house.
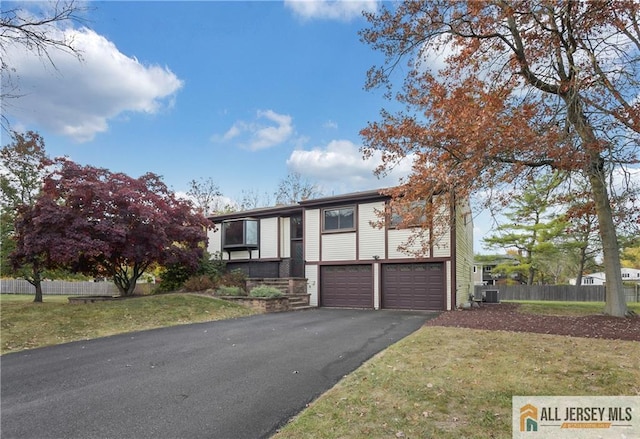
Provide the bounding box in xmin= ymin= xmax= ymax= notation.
xmin=207 ymin=189 xmax=474 ymax=311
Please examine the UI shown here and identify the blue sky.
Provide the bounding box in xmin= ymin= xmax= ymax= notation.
xmin=2 ymin=0 xmax=500 ymax=252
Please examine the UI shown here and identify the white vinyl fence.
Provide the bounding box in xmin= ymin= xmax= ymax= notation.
xmin=1 ymin=279 xmax=120 ymax=296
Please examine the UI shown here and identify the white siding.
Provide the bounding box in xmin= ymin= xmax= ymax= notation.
xmin=432 ymin=195 xmax=452 ymax=258
xmin=373 ymin=262 xmax=380 ymax=309
xmin=387 ymin=229 xmax=430 ymax=259
xmin=280 ymin=217 xmax=291 ymax=258
xmin=305 ymin=209 xmax=320 ymax=262
xmin=432 ymin=229 xmax=451 ymax=258
xmin=260 ymin=217 xmax=279 ymax=259
xmin=228 ymin=250 xmax=258 ymax=260
xmin=322 ymin=233 xmax=356 ymax=261
xmin=359 ymin=202 xmax=385 ymax=260
xmin=207 ymin=226 xmax=222 ymax=255
xmin=306 ymin=265 xmax=318 ymax=306
xmin=454 ymin=199 xmax=474 ymax=308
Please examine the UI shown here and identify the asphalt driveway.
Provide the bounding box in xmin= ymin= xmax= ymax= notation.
xmin=1 ymin=308 xmax=437 ymax=439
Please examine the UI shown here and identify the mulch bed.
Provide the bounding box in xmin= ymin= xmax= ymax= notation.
xmin=423 ymin=303 xmax=640 ymax=342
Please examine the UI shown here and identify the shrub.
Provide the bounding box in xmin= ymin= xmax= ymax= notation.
xmin=197 ymin=251 xmax=226 ymax=280
xmin=217 ymin=286 xmax=245 ymax=296
xmin=217 ymin=269 xmax=247 ymax=289
xmin=156 ymin=263 xmax=193 ymax=292
xmin=249 ymin=286 xmax=283 ymax=298
xmin=184 ymin=275 xmax=215 ymax=292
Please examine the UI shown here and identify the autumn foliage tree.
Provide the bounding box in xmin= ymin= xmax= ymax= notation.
xmin=1 ymin=131 xmax=53 ymax=302
xmin=360 ymin=1 xmax=639 ymax=317
xmin=12 ymin=159 xmax=209 ymax=296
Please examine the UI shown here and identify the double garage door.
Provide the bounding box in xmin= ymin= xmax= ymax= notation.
xmin=320 ymin=263 xmax=445 ymax=310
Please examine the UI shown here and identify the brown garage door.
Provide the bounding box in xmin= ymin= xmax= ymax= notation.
xmin=321 ymin=265 xmax=373 ymax=308
xmin=382 ymin=263 xmax=445 ymax=310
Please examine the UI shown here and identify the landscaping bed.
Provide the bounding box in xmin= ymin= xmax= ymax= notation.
xmin=424 ymin=302 xmax=640 ymax=341
xmin=217 ymin=296 xmax=290 ymax=313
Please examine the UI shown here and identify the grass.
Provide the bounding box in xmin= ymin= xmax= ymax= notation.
xmin=507 ymin=300 xmax=640 ymax=316
xmin=3 ymin=295 xmax=638 ymax=437
xmin=274 ymin=327 xmax=640 ymax=439
xmin=0 ymin=293 xmax=257 ymax=354
xmin=275 ymin=301 xmax=640 ymax=438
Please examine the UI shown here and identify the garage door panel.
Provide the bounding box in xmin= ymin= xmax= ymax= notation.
xmin=382 ymin=263 xmax=444 ymax=310
xmin=321 ymin=265 xmax=373 ymax=308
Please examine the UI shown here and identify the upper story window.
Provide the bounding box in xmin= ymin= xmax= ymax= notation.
xmin=323 ymin=206 xmax=355 ymax=232
xmin=583 ymin=277 xmax=594 ymax=285
xmin=389 ymin=200 xmax=427 ymax=228
xmin=291 ymin=213 xmax=303 ymax=240
xmin=223 ymin=219 xmax=258 ymax=249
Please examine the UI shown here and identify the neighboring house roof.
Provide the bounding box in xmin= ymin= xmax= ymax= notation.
xmin=474 ymin=254 xmax=519 ymax=266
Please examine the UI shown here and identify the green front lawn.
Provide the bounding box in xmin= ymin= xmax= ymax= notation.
xmin=274 ymin=327 xmax=640 ymax=439
xmin=0 ymin=293 xmax=257 ymax=354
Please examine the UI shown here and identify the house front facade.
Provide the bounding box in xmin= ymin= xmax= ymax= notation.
xmin=473 ymin=255 xmax=523 ymax=286
xmin=207 ymin=189 xmax=474 ymax=311
xmin=578 ymin=268 xmax=640 ymax=286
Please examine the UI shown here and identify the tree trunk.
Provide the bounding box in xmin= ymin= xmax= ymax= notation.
xmin=30 ymin=262 xmax=43 ymax=303
xmin=114 ymin=278 xmax=136 ymax=296
xmin=33 ymin=280 xmax=43 ymax=303
xmin=565 ymin=96 xmax=628 ymax=317
xmin=586 ymin=163 xmax=628 ymax=317
xmin=527 ymin=266 xmax=535 ymax=285
xmin=112 ymin=266 xmax=143 ymax=297
xmin=575 ymin=245 xmax=586 ymax=286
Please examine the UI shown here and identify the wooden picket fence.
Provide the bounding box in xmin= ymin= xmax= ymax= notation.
xmin=0 ymin=279 xmax=155 ymax=296
xmin=474 ymin=284 xmax=640 ymax=302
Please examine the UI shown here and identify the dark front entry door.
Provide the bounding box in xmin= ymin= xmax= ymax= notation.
xmin=291 ymin=240 xmax=304 ymax=278
xmin=290 ymin=213 xmax=304 ymax=278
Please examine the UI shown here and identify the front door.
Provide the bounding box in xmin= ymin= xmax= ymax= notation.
xmin=291 ymin=240 xmax=304 ymax=277
xmin=290 ymin=214 xmax=304 ymax=277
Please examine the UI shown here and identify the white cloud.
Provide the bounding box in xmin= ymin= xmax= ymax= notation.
xmin=284 ymin=0 xmax=378 ymax=21
xmin=286 ymin=139 xmax=414 ymax=193
xmin=323 ymin=120 xmax=338 ymax=129
xmin=3 ymin=26 xmax=183 ymax=143
xmin=216 ymin=110 xmax=295 ymax=151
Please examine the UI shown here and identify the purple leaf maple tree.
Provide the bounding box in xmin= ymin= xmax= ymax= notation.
xmin=12 ymin=159 xmax=209 ymax=296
